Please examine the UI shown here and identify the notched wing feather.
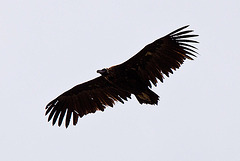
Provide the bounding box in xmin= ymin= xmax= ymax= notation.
xmin=45 ymin=76 xmax=131 ymax=128
xmin=121 ymin=25 xmax=198 ymax=87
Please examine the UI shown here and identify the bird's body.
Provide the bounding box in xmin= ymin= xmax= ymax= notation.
xmin=101 ymin=66 xmax=159 ymax=105
xmin=45 ymin=25 xmax=198 ymax=128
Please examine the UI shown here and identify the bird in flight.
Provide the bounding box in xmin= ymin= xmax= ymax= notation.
xmin=45 ymin=25 xmax=198 ymax=128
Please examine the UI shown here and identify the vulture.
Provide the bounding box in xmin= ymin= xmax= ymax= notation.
xmin=45 ymin=25 xmax=198 ymax=128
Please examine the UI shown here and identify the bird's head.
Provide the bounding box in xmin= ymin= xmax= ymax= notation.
xmin=97 ymin=68 xmax=109 ymax=76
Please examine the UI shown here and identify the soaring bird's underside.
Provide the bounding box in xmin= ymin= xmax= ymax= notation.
xmin=45 ymin=25 xmax=198 ymax=128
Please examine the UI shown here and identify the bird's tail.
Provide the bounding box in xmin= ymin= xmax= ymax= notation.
xmin=135 ymin=89 xmax=159 ymax=105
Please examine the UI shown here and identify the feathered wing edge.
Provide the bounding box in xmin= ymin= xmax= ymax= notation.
xmin=45 ymin=76 xmax=131 ymax=128
xmin=122 ymin=25 xmax=198 ymax=88
xmin=167 ymin=25 xmax=198 ymax=59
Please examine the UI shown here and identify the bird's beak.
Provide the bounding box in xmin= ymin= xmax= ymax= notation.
xmin=97 ymin=69 xmax=104 ymax=74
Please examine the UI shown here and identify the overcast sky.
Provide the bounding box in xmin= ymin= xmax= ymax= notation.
xmin=1 ymin=0 xmax=240 ymax=161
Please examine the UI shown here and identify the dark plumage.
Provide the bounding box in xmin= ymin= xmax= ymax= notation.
xmin=45 ymin=25 xmax=198 ymax=128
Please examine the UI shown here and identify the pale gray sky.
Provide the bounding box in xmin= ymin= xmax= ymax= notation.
xmin=1 ymin=0 xmax=240 ymax=161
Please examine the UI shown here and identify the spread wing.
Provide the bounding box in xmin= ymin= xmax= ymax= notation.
xmin=121 ymin=25 xmax=198 ymax=87
xmin=45 ymin=76 xmax=131 ymax=128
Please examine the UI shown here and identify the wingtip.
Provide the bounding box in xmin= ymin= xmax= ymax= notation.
xmin=168 ymin=25 xmax=190 ymax=35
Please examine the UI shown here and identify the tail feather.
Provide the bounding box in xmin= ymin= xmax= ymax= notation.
xmin=135 ymin=89 xmax=159 ymax=105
